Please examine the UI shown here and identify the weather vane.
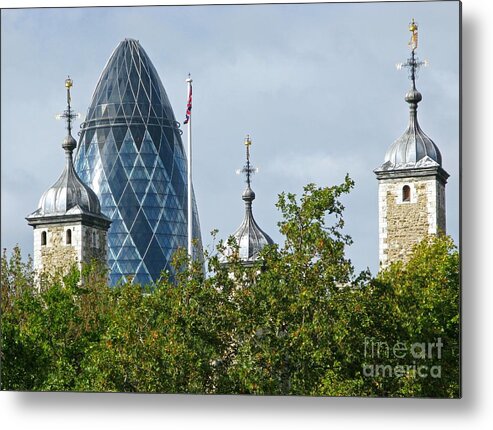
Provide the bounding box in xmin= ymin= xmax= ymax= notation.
xmin=408 ymin=18 xmax=419 ymax=51
xmin=56 ymin=76 xmax=80 ymax=136
xmin=236 ymin=134 xmax=258 ymax=187
xmin=396 ymin=19 xmax=428 ymax=88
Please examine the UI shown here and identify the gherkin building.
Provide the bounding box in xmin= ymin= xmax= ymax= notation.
xmin=75 ymin=39 xmax=202 ymax=285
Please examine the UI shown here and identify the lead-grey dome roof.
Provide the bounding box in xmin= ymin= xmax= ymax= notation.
xmin=36 ymin=155 xmax=101 ymax=216
xmin=28 ymin=134 xmax=107 ymax=220
xmin=222 ymin=183 xmax=274 ymax=264
xmin=230 ymin=185 xmax=274 ymax=262
xmin=221 ymin=135 xmax=274 ymax=265
xmin=377 ymin=87 xmax=442 ymax=171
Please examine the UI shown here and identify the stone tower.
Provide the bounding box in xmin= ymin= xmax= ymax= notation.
xmin=222 ymin=135 xmax=274 ymax=266
xmin=26 ymin=78 xmax=111 ymax=276
xmin=374 ymin=20 xmax=449 ymax=268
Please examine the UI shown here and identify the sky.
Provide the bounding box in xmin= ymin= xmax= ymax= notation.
xmin=0 ymin=1 xmax=460 ymax=275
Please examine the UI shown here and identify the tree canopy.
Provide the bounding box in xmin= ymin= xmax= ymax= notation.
xmin=0 ymin=176 xmax=460 ymax=397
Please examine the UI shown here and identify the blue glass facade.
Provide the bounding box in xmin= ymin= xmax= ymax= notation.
xmin=74 ymin=39 xmax=202 ymax=285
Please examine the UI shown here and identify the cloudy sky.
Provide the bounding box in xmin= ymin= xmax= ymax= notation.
xmin=1 ymin=1 xmax=459 ymax=275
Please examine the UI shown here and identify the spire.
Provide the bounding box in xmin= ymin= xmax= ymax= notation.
xmin=57 ymin=76 xmax=78 ymax=155
xmin=222 ymin=135 xmax=273 ymax=264
xmin=26 ymin=77 xmax=108 ymax=219
xmin=396 ymin=19 xmax=427 ymax=108
xmin=407 ymin=18 xmax=420 ymax=88
xmin=376 ymin=19 xmax=442 ymax=170
xmin=239 ymin=134 xmax=257 ymax=200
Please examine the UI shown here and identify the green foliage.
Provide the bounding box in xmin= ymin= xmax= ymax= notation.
xmin=315 ymin=234 xmax=460 ymax=398
xmin=0 ymin=177 xmax=460 ymax=397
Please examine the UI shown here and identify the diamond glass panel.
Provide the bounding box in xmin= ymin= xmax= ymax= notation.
xmin=74 ymin=39 xmax=202 ymax=285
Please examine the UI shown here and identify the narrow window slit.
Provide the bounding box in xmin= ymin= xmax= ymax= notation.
xmin=402 ymin=185 xmax=411 ymax=202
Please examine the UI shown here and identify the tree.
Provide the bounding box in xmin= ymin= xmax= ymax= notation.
xmin=1 ymin=252 xmax=113 ymax=391
xmin=1 ymin=246 xmax=44 ymax=390
xmin=317 ymin=234 xmax=460 ymax=398
xmin=208 ymin=176 xmax=363 ymax=394
xmin=1 ymin=177 xmax=460 ymax=397
xmin=76 ymin=255 xmax=226 ymax=393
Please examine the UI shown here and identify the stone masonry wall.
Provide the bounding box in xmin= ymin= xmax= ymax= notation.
xmin=38 ymin=224 xmax=79 ymax=275
xmin=386 ymin=180 xmax=429 ymax=264
xmin=81 ymin=225 xmax=108 ymax=264
xmin=378 ymin=176 xmax=445 ymax=268
xmin=35 ymin=223 xmax=108 ymax=276
xmin=436 ymin=181 xmax=446 ymax=233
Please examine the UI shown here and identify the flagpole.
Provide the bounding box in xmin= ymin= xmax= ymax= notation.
xmin=186 ymin=75 xmax=193 ymax=260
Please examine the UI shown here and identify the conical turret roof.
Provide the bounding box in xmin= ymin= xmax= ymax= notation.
xmin=222 ymin=136 xmax=274 ymax=265
xmin=27 ymin=78 xmax=109 ymax=225
xmin=375 ymin=33 xmax=444 ymax=173
xmin=32 ymin=146 xmax=103 ymax=218
xmin=230 ymin=184 xmax=274 ymax=262
xmin=379 ymin=86 xmax=442 ymax=170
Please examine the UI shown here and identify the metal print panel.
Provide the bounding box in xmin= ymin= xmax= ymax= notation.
xmin=1 ymin=1 xmax=460 ymax=397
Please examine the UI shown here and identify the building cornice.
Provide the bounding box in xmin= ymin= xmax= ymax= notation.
xmin=26 ymin=212 xmax=111 ymax=230
xmin=374 ymin=165 xmax=449 ymax=184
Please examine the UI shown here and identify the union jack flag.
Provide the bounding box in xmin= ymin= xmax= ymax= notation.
xmin=184 ymin=83 xmax=192 ymax=124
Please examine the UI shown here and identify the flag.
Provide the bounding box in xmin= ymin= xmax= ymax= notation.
xmin=184 ymin=83 xmax=192 ymax=124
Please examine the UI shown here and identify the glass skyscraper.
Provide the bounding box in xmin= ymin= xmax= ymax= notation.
xmin=75 ymin=39 xmax=202 ymax=285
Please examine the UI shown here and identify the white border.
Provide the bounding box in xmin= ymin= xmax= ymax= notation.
xmin=1 ymin=0 xmax=491 ymax=429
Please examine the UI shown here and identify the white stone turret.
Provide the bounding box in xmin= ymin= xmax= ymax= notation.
xmin=374 ymin=20 xmax=448 ymax=268
xmin=26 ymin=77 xmax=111 ymax=277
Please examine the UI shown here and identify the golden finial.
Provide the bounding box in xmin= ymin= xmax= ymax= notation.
xmin=408 ymin=18 xmax=418 ymax=51
xmin=65 ymin=76 xmax=73 ymax=106
xmin=57 ymin=76 xmax=78 ymax=136
xmin=242 ymin=134 xmax=254 ymax=187
xmin=409 ymin=18 xmax=417 ymax=32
